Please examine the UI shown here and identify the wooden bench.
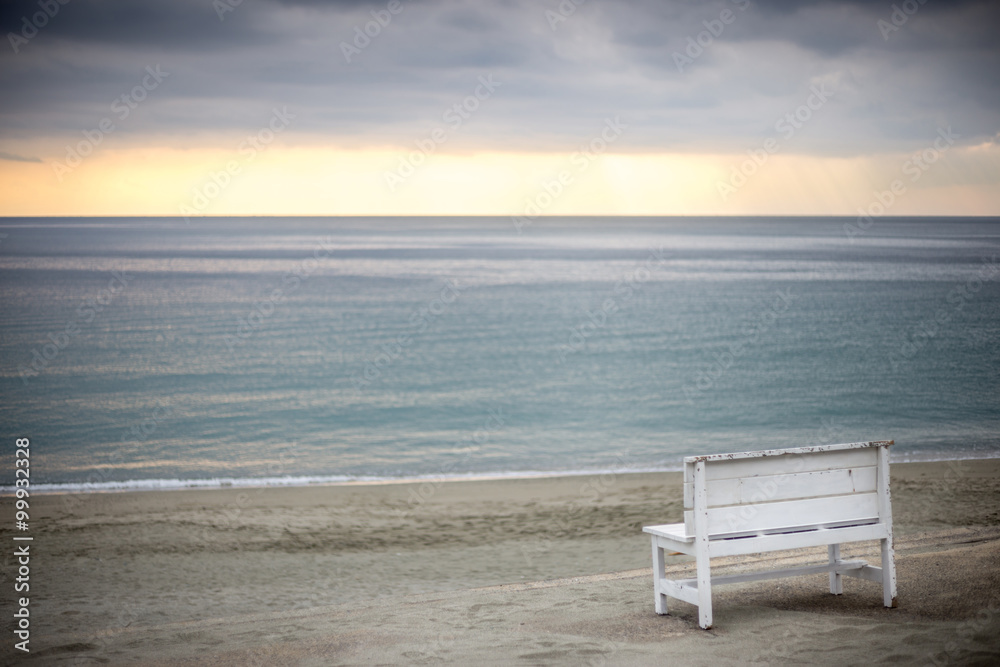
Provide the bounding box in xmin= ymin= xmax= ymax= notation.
xmin=643 ymin=440 xmax=897 ymax=629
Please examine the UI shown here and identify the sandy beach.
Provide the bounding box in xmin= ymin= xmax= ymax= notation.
xmin=4 ymin=459 xmax=1000 ymax=665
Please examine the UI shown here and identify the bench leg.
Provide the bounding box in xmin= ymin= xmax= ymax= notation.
xmin=881 ymin=537 xmax=897 ymax=608
xmin=695 ymin=541 xmax=712 ymax=629
xmin=876 ymin=441 xmax=898 ymax=608
xmin=693 ymin=461 xmax=713 ymax=629
xmin=651 ymin=539 xmax=668 ymax=615
xmin=828 ymin=544 xmax=843 ymax=595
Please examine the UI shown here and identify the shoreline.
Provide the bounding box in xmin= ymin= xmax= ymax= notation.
xmin=9 ymin=451 xmax=1000 ymax=496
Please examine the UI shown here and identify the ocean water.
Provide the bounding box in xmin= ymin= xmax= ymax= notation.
xmin=1 ymin=216 xmax=998 ymax=492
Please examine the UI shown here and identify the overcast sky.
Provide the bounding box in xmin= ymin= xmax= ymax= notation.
xmin=2 ymin=0 xmax=998 ymax=216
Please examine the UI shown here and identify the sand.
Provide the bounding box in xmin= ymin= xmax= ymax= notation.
xmin=3 ymin=459 xmax=1000 ymax=665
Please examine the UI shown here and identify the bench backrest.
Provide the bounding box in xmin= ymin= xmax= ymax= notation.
xmin=682 ymin=441 xmax=893 ymax=538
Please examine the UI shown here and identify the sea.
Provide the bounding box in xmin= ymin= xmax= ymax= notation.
xmin=1 ymin=216 xmax=998 ymax=493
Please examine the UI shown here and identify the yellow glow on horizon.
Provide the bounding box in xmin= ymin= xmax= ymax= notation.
xmin=1 ymin=143 xmax=998 ymax=217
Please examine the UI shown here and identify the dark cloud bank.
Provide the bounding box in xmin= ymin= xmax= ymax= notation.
xmin=2 ymin=0 xmax=998 ymax=155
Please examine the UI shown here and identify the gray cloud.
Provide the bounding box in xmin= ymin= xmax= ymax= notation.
xmin=0 ymin=151 xmax=42 ymax=162
xmin=2 ymin=0 xmax=998 ymax=157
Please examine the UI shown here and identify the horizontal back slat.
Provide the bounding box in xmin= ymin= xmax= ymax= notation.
xmin=683 ymin=447 xmax=877 ymax=485
xmin=683 ymin=466 xmax=877 ymax=509
xmin=685 ymin=440 xmax=891 ymax=464
xmin=684 ymin=492 xmax=880 ymax=537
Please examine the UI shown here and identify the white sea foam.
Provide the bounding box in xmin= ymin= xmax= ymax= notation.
xmin=6 ymin=451 xmax=998 ymax=495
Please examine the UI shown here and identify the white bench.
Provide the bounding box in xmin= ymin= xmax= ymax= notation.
xmin=643 ymin=440 xmax=897 ymax=629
